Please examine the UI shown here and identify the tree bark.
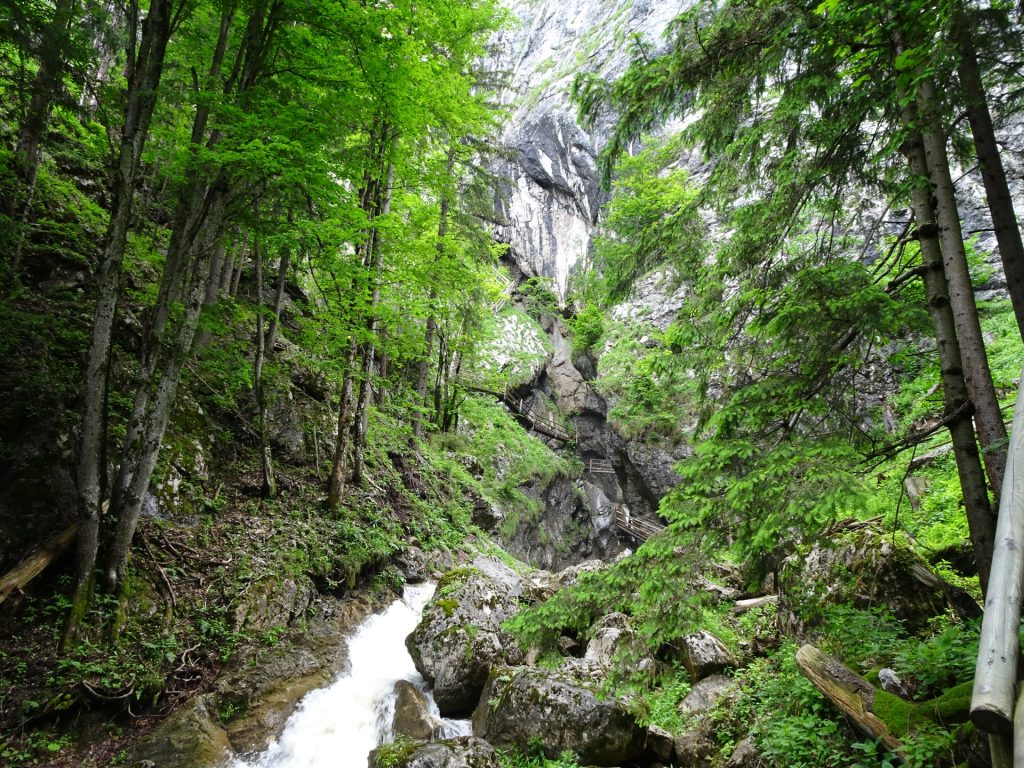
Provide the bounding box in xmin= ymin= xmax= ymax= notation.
xmin=326 ymin=337 xmax=358 ymax=509
xmin=795 ymin=644 xmax=904 ymax=755
xmin=104 ymin=222 xmax=219 ymax=589
xmin=253 ymin=239 xmax=276 ymax=499
xmin=352 ymin=161 xmax=395 ymax=485
xmin=9 ymin=0 xmax=79 ymax=271
xmin=903 ymin=121 xmax=996 ymax=594
xmin=918 ymin=77 xmax=1008 ymax=503
xmin=952 ymin=5 xmax=1024 ymax=342
xmin=69 ymin=0 xmax=177 ymax=645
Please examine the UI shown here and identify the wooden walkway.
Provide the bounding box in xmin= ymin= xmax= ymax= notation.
xmin=585 ymin=459 xmax=615 ymax=475
xmin=614 ymin=506 xmax=664 ymax=544
xmin=457 ymin=375 xmax=572 ymax=443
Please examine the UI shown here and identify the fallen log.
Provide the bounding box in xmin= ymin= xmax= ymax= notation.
xmin=795 ymin=644 xmax=903 ymax=755
xmin=732 ymin=595 xmax=778 ymax=614
xmin=0 ymin=522 xmax=79 ymax=605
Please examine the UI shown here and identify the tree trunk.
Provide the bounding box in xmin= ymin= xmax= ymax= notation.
xmin=253 ymin=239 xmax=276 ymax=498
xmin=918 ymin=76 xmax=1008 ymax=503
xmin=104 ymin=225 xmax=219 ymax=590
xmin=412 ymin=149 xmax=456 ymax=439
xmin=952 ymin=5 xmax=1024 ymax=342
xmin=69 ymin=0 xmax=177 ymax=646
xmin=352 ymin=162 xmax=394 ymax=486
xmin=795 ymin=644 xmax=904 ymax=755
xmin=9 ymin=0 xmax=79 ymax=271
xmin=903 ymin=121 xmax=996 ymax=594
xmin=326 ymin=337 xmax=359 ymax=509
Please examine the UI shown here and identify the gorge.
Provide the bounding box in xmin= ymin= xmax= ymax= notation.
xmin=0 ymin=0 xmax=1022 ymax=767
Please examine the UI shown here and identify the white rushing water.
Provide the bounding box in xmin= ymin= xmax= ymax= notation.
xmin=229 ymin=583 xmax=470 ymax=768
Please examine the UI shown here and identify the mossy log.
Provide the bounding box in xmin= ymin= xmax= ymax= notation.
xmin=0 ymin=522 xmax=79 ymax=605
xmin=795 ymin=644 xmax=904 ymax=754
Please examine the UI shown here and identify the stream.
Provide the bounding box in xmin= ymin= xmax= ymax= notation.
xmin=229 ymin=583 xmax=470 ymax=768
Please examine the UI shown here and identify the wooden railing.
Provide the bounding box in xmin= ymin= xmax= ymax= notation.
xmin=613 ymin=506 xmax=664 ymax=543
xmin=585 ymin=459 xmax=615 ymax=475
xmin=456 ymin=375 xmax=572 ymax=443
xmin=971 ymin=365 xmax=1024 ymax=765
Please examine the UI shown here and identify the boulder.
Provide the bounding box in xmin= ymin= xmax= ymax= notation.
xmin=472 ymin=665 xmax=646 ymax=766
xmin=726 ymin=735 xmax=761 ymax=768
xmin=369 ymin=736 xmax=498 ymax=768
xmin=779 ymin=528 xmax=968 ymax=636
xmin=232 ymin=574 xmax=315 ymax=634
xmin=676 ymin=630 xmax=737 ymax=682
xmin=406 ymin=559 xmax=525 ymax=715
xmin=584 ymin=612 xmax=640 ymax=668
xmin=674 ymin=718 xmax=718 ymax=768
xmin=123 ymin=694 xmax=233 ymax=768
xmin=644 ymin=724 xmax=676 ymax=763
xmin=391 ymin=680 xmax=444 ymax=741
xmin=678 ymin=673 xmax=737 ymax=714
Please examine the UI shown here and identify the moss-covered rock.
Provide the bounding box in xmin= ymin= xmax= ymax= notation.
xmin=122 ymin=694 xmax=233 ymax=768
xmin=472 ymin=664 xmax=647 ymax=766
xmin=779 ymin=529 xmax=958 ymax=637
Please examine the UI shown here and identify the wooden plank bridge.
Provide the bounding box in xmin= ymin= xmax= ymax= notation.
xmin=613 ymin=506 xmax=665 ymax=544
xmin=457 ymin=375 xmax=572 ymax=443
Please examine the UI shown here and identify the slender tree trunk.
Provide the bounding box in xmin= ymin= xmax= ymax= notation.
xmin=951 ymin=7 xmax=1024 ymax=341
xmin=413 ymin=148 xmax=457 ymax=439
xmin=904 ymin=122 xmax=996 ymax=594
xmin=68 ymin=0 xmax=177 ymax=646
xmin=352 ymin=162 xmax=395 ymax=485
xmin=104 ymin=223 xmax=219 ymax=590
xmin=918 ymin=76 xmax=1007 ymax=502
xmin=253 ymin=240 xmax=276 ymax=498
xmin=327 ymin=337 xmax=358 ymax=509
xmin=9 ymin=0 xmax=78 ymax=271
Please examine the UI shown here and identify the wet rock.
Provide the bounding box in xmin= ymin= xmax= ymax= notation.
xmin=406 ymin=558 xmax=525 ymax=715
xmin=391 ymin=680 xmax=444 ymax=741
xmin=779 ymin=528 xmax=969 ymax=636
xmin=217 ymin=593 xmax=386 ymax=753
xmin=676 ymin=630 xmax=737 ymax=682
xmin=396 ymin=547 xmax=430 ymax=584
xmin=472 ymin=665 xmax=646 ymax=766
xmin=124 ymin=694 xmax=232 ymax=768
xmin=369 ymin=736 xmax=498 ymax=768
xmin=678 ymin=673 xmax=737 ymax=714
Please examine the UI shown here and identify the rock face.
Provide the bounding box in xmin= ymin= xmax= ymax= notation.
xmin=779 ymin=528 xmax=962 ymax=636
xmin=679 ymin=673 xmax=737 ymax=714
xmin=370 ymin=737 xmax=499 ymax=768
xmin=487 ymin=0 xmax=681 ymax=301
xmin=472 ymin=665 xmax=647 ymax=766
xmin=406 ymin=559 xmax=526 ymax=715
xmin=123 ymin=694 xmax=233 ymax=768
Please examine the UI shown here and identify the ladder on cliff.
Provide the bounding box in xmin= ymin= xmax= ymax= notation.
xmin=971 ymin=364 xmax=1024 ymax=766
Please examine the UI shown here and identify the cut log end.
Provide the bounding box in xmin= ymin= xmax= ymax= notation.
xmin=970 ymin=703 xmax=1014 ymax=735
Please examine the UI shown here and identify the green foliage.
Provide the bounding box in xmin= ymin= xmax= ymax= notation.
xmin=498 ymin=740 xmax=582 ymax=768
xmin=567 ymin=303 xmax=605 ymax=355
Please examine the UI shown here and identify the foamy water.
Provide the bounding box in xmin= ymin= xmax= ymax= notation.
xmin=229 ymin=583 xmax=469 ymax=768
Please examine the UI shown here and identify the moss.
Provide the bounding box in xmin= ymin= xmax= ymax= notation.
xmin=872 ymin=689 xmax=916 ymax=737
xmin=436 ymin=567 xmax=478 ymax=598
xmin=437 ymin=597 xmax=458 ymax=617
xmin=925 ymin=681 xmax=973 ymax=724
xmin=373 ymin=736 xmax=420 ymax=767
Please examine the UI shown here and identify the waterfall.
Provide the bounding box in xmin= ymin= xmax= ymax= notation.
xmin=229 ymin=583 xmax=469 ymax=768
